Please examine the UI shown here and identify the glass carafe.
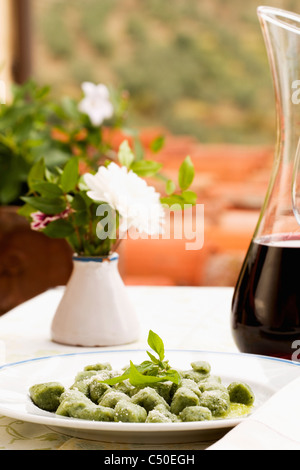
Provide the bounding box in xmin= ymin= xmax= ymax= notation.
xmin=231 ymin=7 xmax=300 ymax=360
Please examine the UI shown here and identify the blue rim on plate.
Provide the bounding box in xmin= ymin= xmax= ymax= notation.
xmin=1 ymin=348 xmax=300 ymax=371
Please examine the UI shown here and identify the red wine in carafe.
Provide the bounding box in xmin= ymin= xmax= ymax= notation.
xmin=231 ymin=234 xmax=300 ymax=359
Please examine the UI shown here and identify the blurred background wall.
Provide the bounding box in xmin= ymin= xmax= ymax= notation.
xmin=29 ymin=0 xmax=299 ymax=145
xmin=1 ymin=0 xmax=299 ymax=299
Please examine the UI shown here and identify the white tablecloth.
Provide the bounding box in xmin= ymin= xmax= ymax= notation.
xmin=0 ymin=286 xmax=237 ymax=450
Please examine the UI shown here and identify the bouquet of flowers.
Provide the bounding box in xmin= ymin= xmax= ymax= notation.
xmin=18 ymin=83 xmax=197 ymax=257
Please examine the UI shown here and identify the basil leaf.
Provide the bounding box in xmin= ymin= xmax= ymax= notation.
xmin=129 ymin=362 xmax=181 ymax=386
xmin=137 ymin=360 xmax=159 ymax=375
xmin=101 ymin=361 xmax=158 ymax=386
xmin=146 ymin=351 xmax=160 ymax=365
xmin=147 ymin=330 xmax=165 ymax=362
xmin=165 ymin=369 xmax=182 ymax=386
xmin=101 ymin=331 xmax=181 ymax=387
xmin=101 ymin=371 xmax=130 ymax=386
xmin=129 ymin=361 xmax=164 ymax=386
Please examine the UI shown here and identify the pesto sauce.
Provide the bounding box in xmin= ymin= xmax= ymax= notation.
xmin=225 ymin=403 xmax=253 ymax=419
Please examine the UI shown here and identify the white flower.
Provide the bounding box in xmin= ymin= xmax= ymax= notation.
xmin=84 ymin=162 xmax=165 ymax=235
xmin=78 ymin=82 xmax=114 ymax=126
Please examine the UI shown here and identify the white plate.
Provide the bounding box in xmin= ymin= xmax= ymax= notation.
xmin=0 ymin=350 xmax=299 ymax=444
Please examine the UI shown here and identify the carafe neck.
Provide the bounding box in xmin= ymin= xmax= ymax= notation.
xmin=255 ymin=7 xmax=300 ymax=240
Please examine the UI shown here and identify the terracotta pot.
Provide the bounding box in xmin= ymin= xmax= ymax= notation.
xmin=0 ymin=206 xmax=73 ymax=315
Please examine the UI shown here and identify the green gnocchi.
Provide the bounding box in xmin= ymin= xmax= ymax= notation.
xmin=29 ymin=359 xmax=255 ymax=424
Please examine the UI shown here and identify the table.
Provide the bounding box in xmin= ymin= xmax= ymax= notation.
xmin=0 ymin=286 xmax=237 ymax=450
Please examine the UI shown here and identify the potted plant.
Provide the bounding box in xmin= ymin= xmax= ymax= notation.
xmin=19 ymin=131 xmax=196 ymax=346
xmin=0 ymin=79 xmax=197 ymax=334
xmin=0 ymin=79 xmax=147 ymax=314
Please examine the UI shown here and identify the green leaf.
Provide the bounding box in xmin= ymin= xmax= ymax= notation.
xmin=147 ymin=330 xmax=165 ymax=362
xmin=118 ymin=140 xmax=135 ymax=168
xmin=17 ymin=203 xmax=36 ymax=218
xmin=43 ymin=149 xmax=70 ymax=168
xmin=101 ymin=371 xmax=130 ymax=386
xmin=166 ymin=179 xmax=176 ymax=196
xmin=181 ymin=190 xmax=197 ymax=205
xmin=0 ymin=180 xmax=22 ymax=205
xmin=71 ymin=193 xmax=88 ymax=211
xmin=131 ymin=160 xmax=163 ymax=177
xmin=70 ymin=194 xmax=89 ymax=226
xmin=137 ymin=360 xmax=159 ymax=376
xmin=74 ymin=210 xmax=89 ymax=226
xmin=34 ymin=84 xmax=51 ymax=100
xmin=178 ymin=156 xmax=195 ymax=191
xmin=128 ymin=361 xmax=164 ymax=386
xmin=43 ymin=219 xmax=75 ymax=238
xmin=160 ymin=195 xmax=186 ymax=209
xmin=133 ymin=137 xmax=145 ymax=161
xmin=98 ymin=330 xmax=182 ymax=387
xmin=31 ymin=182 xmax=64 ymax=198
xmin=28 ymin=158 xmax=45 ymax=189
xmin=14 ymin=115 xmax=34 ymax=143
xmin=45 ymin=168 xmax=59 ymax=184
xmin=164 ymin=369 xmax=182 ymax=385
xmin=21 ymin=196 xmax=67 ymax=215
xmin=60 ymin=96 xmax=81 ymax=120
xmin=60 ymin=157 xmax=79 ymax=193
xmin=129 ymin=362 xmax=181 ymax=386
xmin=150 ymin=135 xmax=165 ymax=153
xmin=146 ymin=351 xmax=160 ymax=365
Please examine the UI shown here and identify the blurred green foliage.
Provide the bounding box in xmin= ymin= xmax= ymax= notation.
xmin=0 ymin=81 xmax=69 ymax=205
xmin=32 ymin=0 xmax=300 ymax=144
xmin=0 ymin=80 xmax=131 ymax=205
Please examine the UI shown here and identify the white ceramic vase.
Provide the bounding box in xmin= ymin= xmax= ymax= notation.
xmin=51 ymin=253 xmax=140 ymax=347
